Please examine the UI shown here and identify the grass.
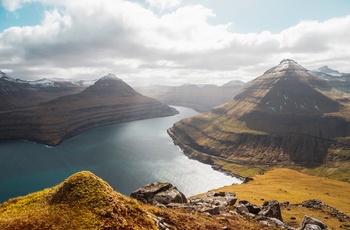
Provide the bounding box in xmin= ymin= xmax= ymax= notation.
xmin=0 ymin=171 xmax=275 ymax=229
xmin=212 ymin=168 xmax=350 ymax=229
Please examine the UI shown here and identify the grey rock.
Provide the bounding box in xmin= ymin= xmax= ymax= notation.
xmin=301 ymin=199 xmax=324 ymax=210
xmin=236 ymin=203 xmax=249 ymax=214
xmin=238 ymin=200 xmax=261 ymax=215
xmin=130 ymin=182 xmax=187 ymax=205
xmin=187 ymin=192 xmax=237 ymax=215
xmin=260 ymin=200 xmax=283 ymax=221
xmin=298 ymin=216 xmax=328 ymax=230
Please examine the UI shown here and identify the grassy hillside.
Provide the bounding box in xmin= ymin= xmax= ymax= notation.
xmin=213 ymin=168 xmax=350 ymax=229
xmin=0 ymin=171 xmax=272 ymax=229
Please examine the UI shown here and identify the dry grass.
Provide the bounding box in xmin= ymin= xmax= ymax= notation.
xmin=0 ymin=171 xmax=275 ymax=229
xmin=213 ymin=168 xmax=350 ymax=229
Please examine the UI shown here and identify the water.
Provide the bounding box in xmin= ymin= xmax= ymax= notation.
xmin=0 ymin=106 xmax=241 ymax=203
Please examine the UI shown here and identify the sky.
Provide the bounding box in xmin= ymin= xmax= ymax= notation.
xmin=0 ymin=0 xmax=350 ymax=86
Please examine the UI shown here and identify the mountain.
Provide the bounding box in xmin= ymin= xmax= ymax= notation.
xmin=313 ymin=66 xmax=343 ymax=77
xmin=168 ymin=59 xmax=350 ymax=169
xmin=136 ymin=80 xmax=245 ymax=112
xmin=0 ymin=74 xmax=178 ymax=145
xmin=312 ymin=66 xmax=350 ymax=93
xmin=0 ymin=70 xmax=86 ymax=111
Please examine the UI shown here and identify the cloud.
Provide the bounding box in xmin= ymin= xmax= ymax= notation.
xmin=0 ymin=0 xmax=350 ymax=85
xmin=146 ymin=0 xmax=182 ymax=10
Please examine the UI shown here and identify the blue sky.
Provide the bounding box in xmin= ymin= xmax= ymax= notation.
xmin=0 ymin=0 xmax=350 ymax=85
xmin=2 ymin=0 xmax=350 ymax=33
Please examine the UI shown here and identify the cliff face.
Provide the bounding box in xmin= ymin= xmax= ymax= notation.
xmin=168 ymin=60 xmax=350 ymax=166
xmin=0 ymin=74 xmax=178 ymax=145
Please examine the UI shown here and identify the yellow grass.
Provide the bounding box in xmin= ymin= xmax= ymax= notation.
xmin=213 ymin=168 xmax=350 ymax=229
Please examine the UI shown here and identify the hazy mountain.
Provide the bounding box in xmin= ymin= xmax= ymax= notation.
xmin=168 ymin=59 xmax=350 ymax=167
xmin=312 ymin=66 xmax=350 ymax=92
xmin=313 ymin=66 xmax=343 ymax=77
xmin=136 ymin=80 xmax=246 ymax=112
xmin=0 ymin=74 xmax=178 ymax=145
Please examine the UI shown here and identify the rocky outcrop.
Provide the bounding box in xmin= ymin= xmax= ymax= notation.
xmin=298 ymin=216 xmax=328 ymax=230
xmin=185 ymin=191 xmax=237 ymax=215
xmin=168 ymin=59 xmax=350 ymax=167
xmin=130 ymin=182 xmax=187 ymax=206
xmin=131 ymin=181 xmax=341 ymax=229
xmin=0 ymin=74 xmax=178 ymax=145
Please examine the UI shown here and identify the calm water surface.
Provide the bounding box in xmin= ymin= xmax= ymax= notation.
xmin=0 ymin=106 xmax=241 ymax=203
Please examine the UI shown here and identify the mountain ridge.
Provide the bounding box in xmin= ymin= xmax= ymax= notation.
xmin=0 ymin=74 xmax=178 ymax=145
xmin=168 ymin=59 xmax=350 ymax=172
xmin=137 ymin=80 xmax=246 ymax=112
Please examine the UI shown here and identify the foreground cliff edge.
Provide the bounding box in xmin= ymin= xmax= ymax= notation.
xmin=1 ymin=170 xmax=349 ymax=229
xmin=0 ymin=171 xmax=273 ymax=230
xmin=0 ymin=74 xmax=178 ymax=145
xmin=168 ymin=59 xmax=350 ymax=182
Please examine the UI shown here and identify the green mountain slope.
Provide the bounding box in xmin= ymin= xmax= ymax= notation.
xmin=168 ymin=59 xmax=350 ymax=179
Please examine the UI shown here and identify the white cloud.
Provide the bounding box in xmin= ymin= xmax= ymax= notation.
xmin=146 ymin=0 xmax=182 ymax=10
xmin=0 ymin=0 xmax=350 ymax=85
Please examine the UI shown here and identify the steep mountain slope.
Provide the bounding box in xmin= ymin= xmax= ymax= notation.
xmin=168 ymin=59 xmax=350 ymax=168
xmin=0 ymin=74 xmax=178 ymax=145
xmin=0 ymin=171 xmax=270 ymax=230
xmin=0 ymin=70 xmax=86 ymax=111
xmin=137 ymin=81 xmax=245 ymax=112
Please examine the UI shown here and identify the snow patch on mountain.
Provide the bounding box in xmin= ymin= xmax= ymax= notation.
xmin=314 ymin=66 xmax=342 ymax=77
xmin=264 ymin=59 xmax=308 ymax=74
xmin=99 ymin=73 xmax=120 ymax=81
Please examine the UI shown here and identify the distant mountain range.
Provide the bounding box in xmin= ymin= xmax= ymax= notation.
xmin=311 ymin=66 xmax=350 ymax=93
xmin=0 ymin=71 xmax=89 ymax=111
xmin=168 ymin=59 xmax=350 ymax=171
xmin=136 ymin=80 xmax=246 ymax=112
xmin=0 ymin=73 xmax=177 ymax=145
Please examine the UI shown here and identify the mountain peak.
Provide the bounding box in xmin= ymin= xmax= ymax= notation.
xmin=98 ymin=73 xmax=120 ymax=82
xmin=264 ymin=59 xmax=307 ymax=74
xmin=314 ymin=66 xmax=342 ymax=77
xmin=84 ymin=74 xmax=138 ymax=97
xmin=0 ymin=71 xmax=16 ymax=82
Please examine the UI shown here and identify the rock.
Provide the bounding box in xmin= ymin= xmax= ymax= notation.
xmin=130 ymin=182 xmax=187 ymax=206
xmin=298 ymin=216 xmax=328 ymax=230
xmin=260 ymin=200 xmax=283 ymax=221
xmin=238 ymin=200 xmax=261 ymax=215
xmin=236 ymin=204 xmax=249 ymax=214
xmin=187 ymin=192 xmax=237 ymax=215
xmin=154 ymin=186 xmax=187 ymax=205
xmin=301 ymin=199 xmax=324 ymax=210
xmin=256 ymin=216 xmax=291 ymax=229
xmin=201 ymin=206 xmax=221 ymax=215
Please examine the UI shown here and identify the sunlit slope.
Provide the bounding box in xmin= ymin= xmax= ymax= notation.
xmin=169 ymin=59 xmax=350 ymax=169
xmin=213 ymin=168 xmax=350 ymax=229
xmin=0 ymin=171 xmax=271 ymax=230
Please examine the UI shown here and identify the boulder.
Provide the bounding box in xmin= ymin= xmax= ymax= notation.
xmin=301 ymin=199 xmax=324 ymax=210
xmin=130 ymin=182 xmax=187 ymax=205
xmin=236 ymin=203 xmax=249 ymax=214
xmin=260 ymin=200 xmax=283 ymax=221
xmin=238 ymin=200 xmax=261 ymax=215
xmin=188 ymin=192 xmax=237 ymax=215
xmin=298 ymin=216 xmax=328 ymax=230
